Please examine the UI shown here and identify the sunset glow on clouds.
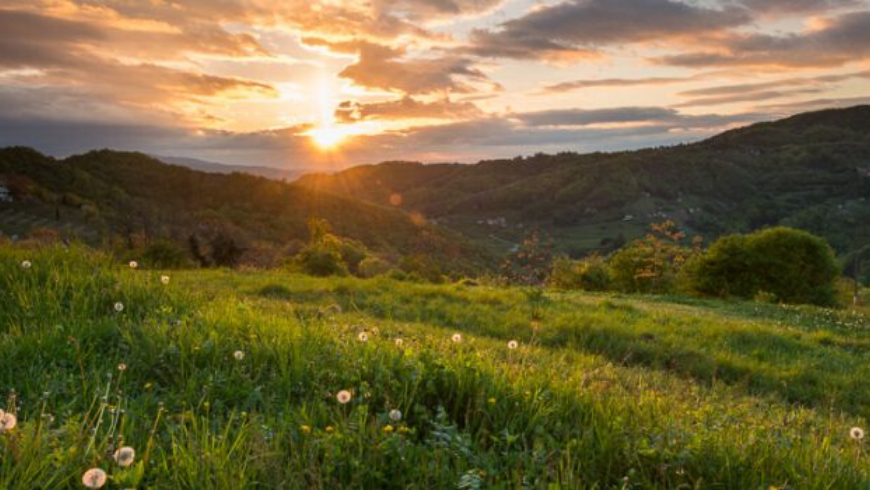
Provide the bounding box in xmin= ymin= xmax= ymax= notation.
xmin=1 ymin=0 xmax=870 ymax=168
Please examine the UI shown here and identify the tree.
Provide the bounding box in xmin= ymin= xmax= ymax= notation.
xmin=501 ymin=229 xmax=553 ymax=286
xmin=608 ymin=221 xmax=700 ymax=294
xmin=683 ymin=227 xmax=838 ymax=306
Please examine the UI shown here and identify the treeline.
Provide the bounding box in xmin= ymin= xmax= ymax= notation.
xmin=546 ymin=221 xmax=840 ymax=306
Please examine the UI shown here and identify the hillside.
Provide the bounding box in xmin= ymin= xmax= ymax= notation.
xmin=3 ymin=245 xmax=870 ymax=487
xmin=0 ymin=148 xmax=494 ymax=274
xmin=298 ymin=106 xmax=870 ymax=257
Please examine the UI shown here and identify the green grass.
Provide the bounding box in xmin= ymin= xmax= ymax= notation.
xmin=3 ymin=244 xmax=870 ymax=488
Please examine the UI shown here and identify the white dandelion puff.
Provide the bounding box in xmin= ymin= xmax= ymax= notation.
xmin=113 ymin=446 xmax=136 ymax=467
xmin=114 ymin=302 xmax=124 ymax=312
xmin=507 ymin=340 xmax=519 ymax=350
xmin=128 ymin=260 xmax=138 ymax=269
xmin=394 ymin=338 xmax=404 ymax=347
xmin=451 ymin=333 xmax=462 ymax=343
xmin=389 ymin=409 xmax=402 ymax=422
xmin=81 ymin=468 xmax=107 ymax=489
xmin=20 ymin=260 xmax=31 ymax=269
xmin=233 ymin=350 xmax=245 ymax=361
xmin=160 ymin=275 xmax=170 ymax=285
xmin=117 ymin=363 xmax=127 ymax=372
xmin=0 ymin=412 xmax=16 ymax=432
xmin=358 ymin=332 xmax=369 ymax=342
xmin=851 ymin=427 xmax=865 ymax=440
xmin=336 ymin=390 xmax=352 ymax=404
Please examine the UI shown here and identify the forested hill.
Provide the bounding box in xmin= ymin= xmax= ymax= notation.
xmin=0 ymin=148 xmax=495 ymax=273
xmin=297 ymin=106 xmax=870 ymax=257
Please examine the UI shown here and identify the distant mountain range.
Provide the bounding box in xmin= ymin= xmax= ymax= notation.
xmin=155 ymin=155 xmax=318 ymax=182
xmin=0 ymin=148 xmax=494 ymax=273
xmin=297 ymin=105 xmax=870 ymax=258
xmin=2 ymin=105 xmax=870 ymax=273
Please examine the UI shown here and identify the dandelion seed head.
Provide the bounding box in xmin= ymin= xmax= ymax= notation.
xmin=394 ymin=338 xmax=404 ymax=347
xmin=233 ymin=350 xmax=245 ymax=361
xmin=129 ymin=261 xmax=138 ymax=269
xmin=81 ymin=468 xmax=107 ymax=489
xmin=117 ymin=363 xmax=126 ymax=372
xmin=451 ymin=333 xmax=462 ymax=343
xmin=113 ymin=446 xmax=136 ymax=467
xmin=0 ymin=412 xmax=15 ymax=432
xmin=20 ymin=260 xmax=31 ymax=269
xmin=851 ymin=427 xmax=865 ymax=440
xmin=160 ymin=275 xmax=170 ymax=285
xmin=389 ymin=409 xmax=402 ymax=422
xmin=508 ymin=340 xmax=519 ymax=350
xmin=114 ymin=302 xmax=124 ymax=312
xmin=357 ymin=332 xmax=369 ymax=342
xmin=336 ymin=390 xmax=352 ymax=404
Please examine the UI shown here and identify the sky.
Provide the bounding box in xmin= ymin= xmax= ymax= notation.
xmin=1 ymin=0 xmax=870 ymax=170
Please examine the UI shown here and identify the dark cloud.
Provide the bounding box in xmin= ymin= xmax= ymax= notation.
xmin=738 ymin=0 xmax=862 ymax=14
xmin=541 ymin=75 xmax=699 ymax=93
xmin=304 ymin=38 xmax=496 ymax=94
xmin=335 ymin=96 xmax=483 ymax=122
xmin=658 ymin=11 xmax=870 ymax=67
xmin=466 ymin=0 xmax=751 ymax=60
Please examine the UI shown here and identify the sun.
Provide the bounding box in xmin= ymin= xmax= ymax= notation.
xmin=308 ymin=125 xmax=348 ymax=150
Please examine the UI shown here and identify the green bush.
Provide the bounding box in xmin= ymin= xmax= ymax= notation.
xmin=684 ymin=227 xmax=838 ymax=306
xmin=293 ymin=241 xmax=348 ymax=277
xmin=141 ymin=240 xmax=191 ymax=269
xmin=550 ymin=255 xmax=610 ymax=291
xmin=358 ymin=256 xmax=391 ymax=278
xmin=607 ymin=221 xmax=697 ymax=294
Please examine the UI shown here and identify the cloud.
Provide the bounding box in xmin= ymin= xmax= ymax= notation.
xmin=540 ymin=74 xmax=709 ymax=93
xmin=657 ymin=11 xmax=870 ymax=67
xmin=335 ymin=96 xmax=483 ymax=122
xmin=304 ymin=38 xmax=497 ymax=94
xmin=738 ymin=0 xmax=863 ymax=14
xmin=466 ymin=0 xmax=751 ymax=60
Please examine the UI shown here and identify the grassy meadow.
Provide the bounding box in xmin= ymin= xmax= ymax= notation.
xmin=4 ymin=244 xmax=870 ymax=488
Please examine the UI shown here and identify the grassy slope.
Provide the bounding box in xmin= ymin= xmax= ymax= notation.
xmin=3 ymin=245 xmax=870 ymax=488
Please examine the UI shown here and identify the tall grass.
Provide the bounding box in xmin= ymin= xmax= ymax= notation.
xmin=2 ymin=244 xmax=870 ymax=488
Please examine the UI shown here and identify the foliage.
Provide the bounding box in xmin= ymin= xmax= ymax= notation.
xmin=500 ymin=230 xmax=553 ymax=286
xmin=549 ymin=254 xmax=610 ymax=291
xmin=3 ymin=244 xmax=870 ymax=487
xmin=358 ymin=256 xmax=391 ymax=278
xmin=684 ymin=227 xmax=839 ymax=306
xmin=608 ymin=221 xmax=700 ymax=294
xmin=141 ymin=239 xmax=191 ymax=269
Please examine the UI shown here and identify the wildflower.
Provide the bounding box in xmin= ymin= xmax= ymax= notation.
xmin=336 ymin=390 xmax=352 ymax=404
xmin=488 ymin=397 xmax=496 ymax=404
xmin=114 ymin=302 xmax=124 ymax=312
xmin=398 ymin=426 xmax=409 ymax=434
xmin=160 ymin=275 xmax=170 ymax=285
xmin=325 ymin=426 xmax=335 ymax=433
xmin=383 ymin=424 xmax=394 ymax=434
xmin=113 ymin=446 xmax=136 ymax=467
xmin=358 ymin=332 xmax=369 ymax=342
xmin=117 ymin=363 xmax=127 ymax=372
xmin=0 ymin=412 xmax=16 ymax=432
xmin=129 ymin=260 xmax=138 ymax=269
xmin=81 ymin=468 xmax=107 ymax=489
xmin=20 ymin=260 xmax=31 ymax=269
xmin=394 ymin=338 xmax=404 ymax=347
xmin=300 ymin=425 xmax=311 ymax=434
xmin=851 ymin=427 xmax=865 ymax=440
xmin=233 ymin=350 xmax=245 ymax=361
xmin=389 ymin=409 xmax=402 ymax=422
xmin=507 ymin=340 xmax=519 ymax=350
xmin=451 ymin=333 xmax=462 ymax=343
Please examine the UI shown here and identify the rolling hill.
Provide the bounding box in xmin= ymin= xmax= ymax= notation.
xmin=297 ymin=105 xmax=870 ymax=257
xmin=0 ymin=148 xmax=494 ymax=273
